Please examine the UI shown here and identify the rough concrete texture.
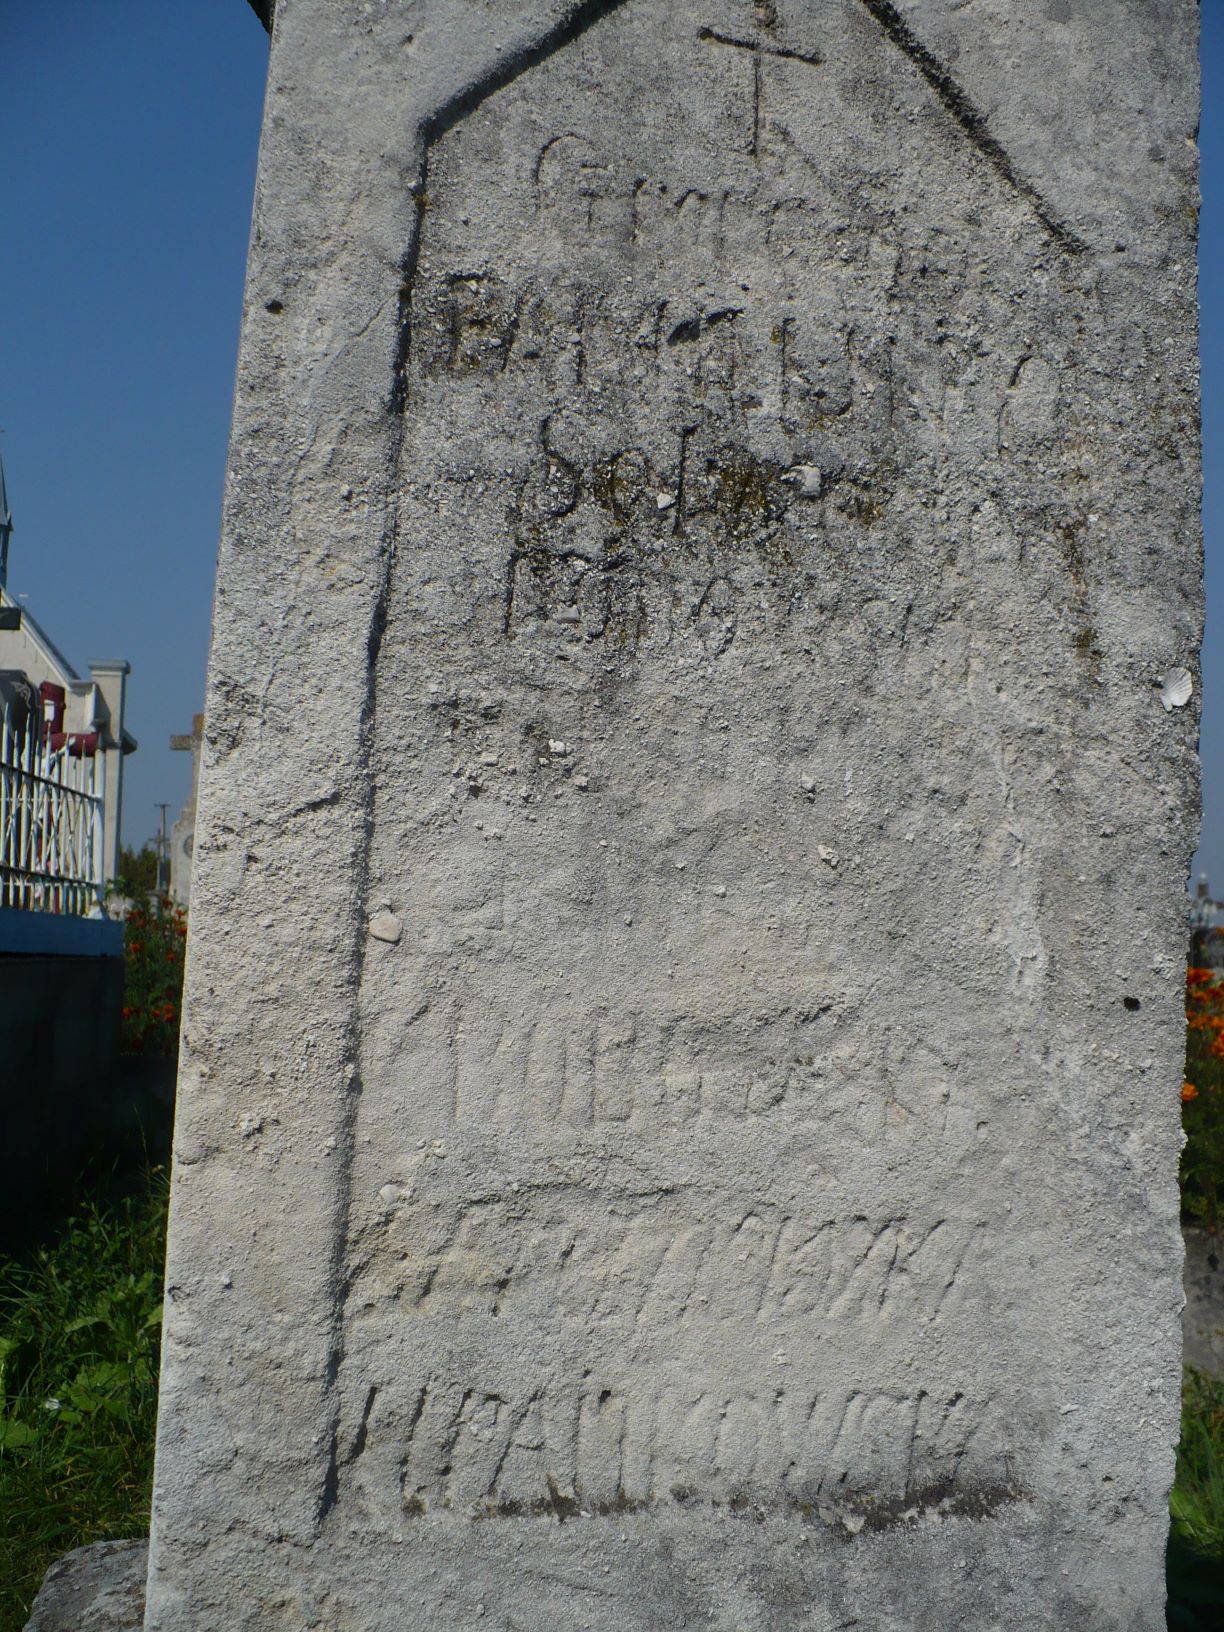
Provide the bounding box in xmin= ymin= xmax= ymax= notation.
xmin=147 ymin=2 xmax=1201 ymax=1627
xmin=24 ymin=1541 xmax=146 ymax=1632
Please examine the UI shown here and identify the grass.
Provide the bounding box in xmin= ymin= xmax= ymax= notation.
xmin=1172 ymin=1369 xmax=1224 ymax=1555
xmin=0 ymin=1171 xmax=167 ymax=1632
xmin=1168 ymin=1367 xmax=1224 ymax=1628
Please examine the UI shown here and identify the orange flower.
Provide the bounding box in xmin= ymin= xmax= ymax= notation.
xmin=1183 ymin=1081 xmax=1199 ymax=1103
xmin=129 ymin=940 xmax=143 ymax=953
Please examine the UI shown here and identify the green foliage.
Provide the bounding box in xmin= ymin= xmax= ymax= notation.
xmin=115 ymin=844 xmax=159 ymax=898
xmin=0 ymin=1174 xmax=167 ymax=1630
xmin=1169 ymin=1368 xmax=1224 ymax=1626
xmin=120 ymin=897 xmax=187 ymax=1056
xmin=1172 ymin=1368 xmax=1224 ymax=1557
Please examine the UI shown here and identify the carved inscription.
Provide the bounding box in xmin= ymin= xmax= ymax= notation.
xmin=376 ymin=999 xmax=847 ymax=1128
xmin=402 ymin=22 xmax=1083 ymax=662
xmin=345 ymin=1373 xmax=1001 ymax=1519
xmin=340 ymin=1190 xmax=998 ymax=1520
xmin=365 ymin=1206 xmax=983 ymax=1332
xmin=339 ymin=0 xmax=1113 ymax=1543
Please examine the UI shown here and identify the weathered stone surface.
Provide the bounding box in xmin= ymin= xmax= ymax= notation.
xmin=24 ymin=1541 xmax=146 ymax=1632
xmin=148 ymin=2 xmax=1200 ymax=1627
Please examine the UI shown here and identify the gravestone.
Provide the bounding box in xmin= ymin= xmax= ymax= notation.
xmin=147 ymin=2 xmax=1201 ymax=1627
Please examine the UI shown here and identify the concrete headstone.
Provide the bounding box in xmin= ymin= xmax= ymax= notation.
xmin=148 ymin=2 xmax=1201 ymax=1627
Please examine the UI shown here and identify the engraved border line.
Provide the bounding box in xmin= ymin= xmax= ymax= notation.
xmin=322 ymin=0 xmax=637 ymax=1530
xmin=391 ymin=0 xmax=636 ymax=413
xmin=853 ymin=0 xmax=1087 ymax=254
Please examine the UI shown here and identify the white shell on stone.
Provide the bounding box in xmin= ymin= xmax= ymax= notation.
xmin=368 ymin=911 xmax=403 ymax=944
xmin=1160 ymin=667 xmax=1193 ymax=711
xmin=784 ymin=464 xmax=824 ymax=498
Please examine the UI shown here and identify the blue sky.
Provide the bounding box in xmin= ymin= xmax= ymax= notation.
xmin=1 ymin=1 xmax=267 ymax=853
xmin=1 ymin=3 xmax=1220 ymax=884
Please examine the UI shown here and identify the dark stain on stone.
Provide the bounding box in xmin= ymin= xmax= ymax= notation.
xmin=592 ymin=450 xmax=653 ymax=523
xmin=711 ymin=452 xmax=779 ymax=528
xmin=841 ymin=488 xmax=885 ymax=527
xmin=667 ymin=315 xmax=704 ymax=346
xmin=826 ymin=1477 xmax=1024 ymax=1537
xmin=400 ymin=1478 xmax=1025 ymax=1529
xmin=1054 ymin=517 xmax=1102 ymax=676
xmin=1056 ymin=518 xmax=1087 ymax=587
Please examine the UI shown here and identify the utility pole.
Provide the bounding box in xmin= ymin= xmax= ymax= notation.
xmin=156 ymin=802 xmax=171 ymax=896
xmin=0 ymin=455 xmax=13 ymax=593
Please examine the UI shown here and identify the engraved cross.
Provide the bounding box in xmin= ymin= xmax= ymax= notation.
xmin=698 ymin=25 xmax=823 ymax=161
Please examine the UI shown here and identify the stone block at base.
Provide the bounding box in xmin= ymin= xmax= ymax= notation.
xmin=23 ymin=1541 xmax=147 ymax=1632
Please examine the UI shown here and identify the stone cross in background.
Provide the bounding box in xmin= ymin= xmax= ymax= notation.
xmin=146 ymin=3 xmax=1201 ymax=1627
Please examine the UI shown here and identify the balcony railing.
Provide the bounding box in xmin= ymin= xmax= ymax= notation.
xmin=0 ymin=707 xmax=105 ymax=917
